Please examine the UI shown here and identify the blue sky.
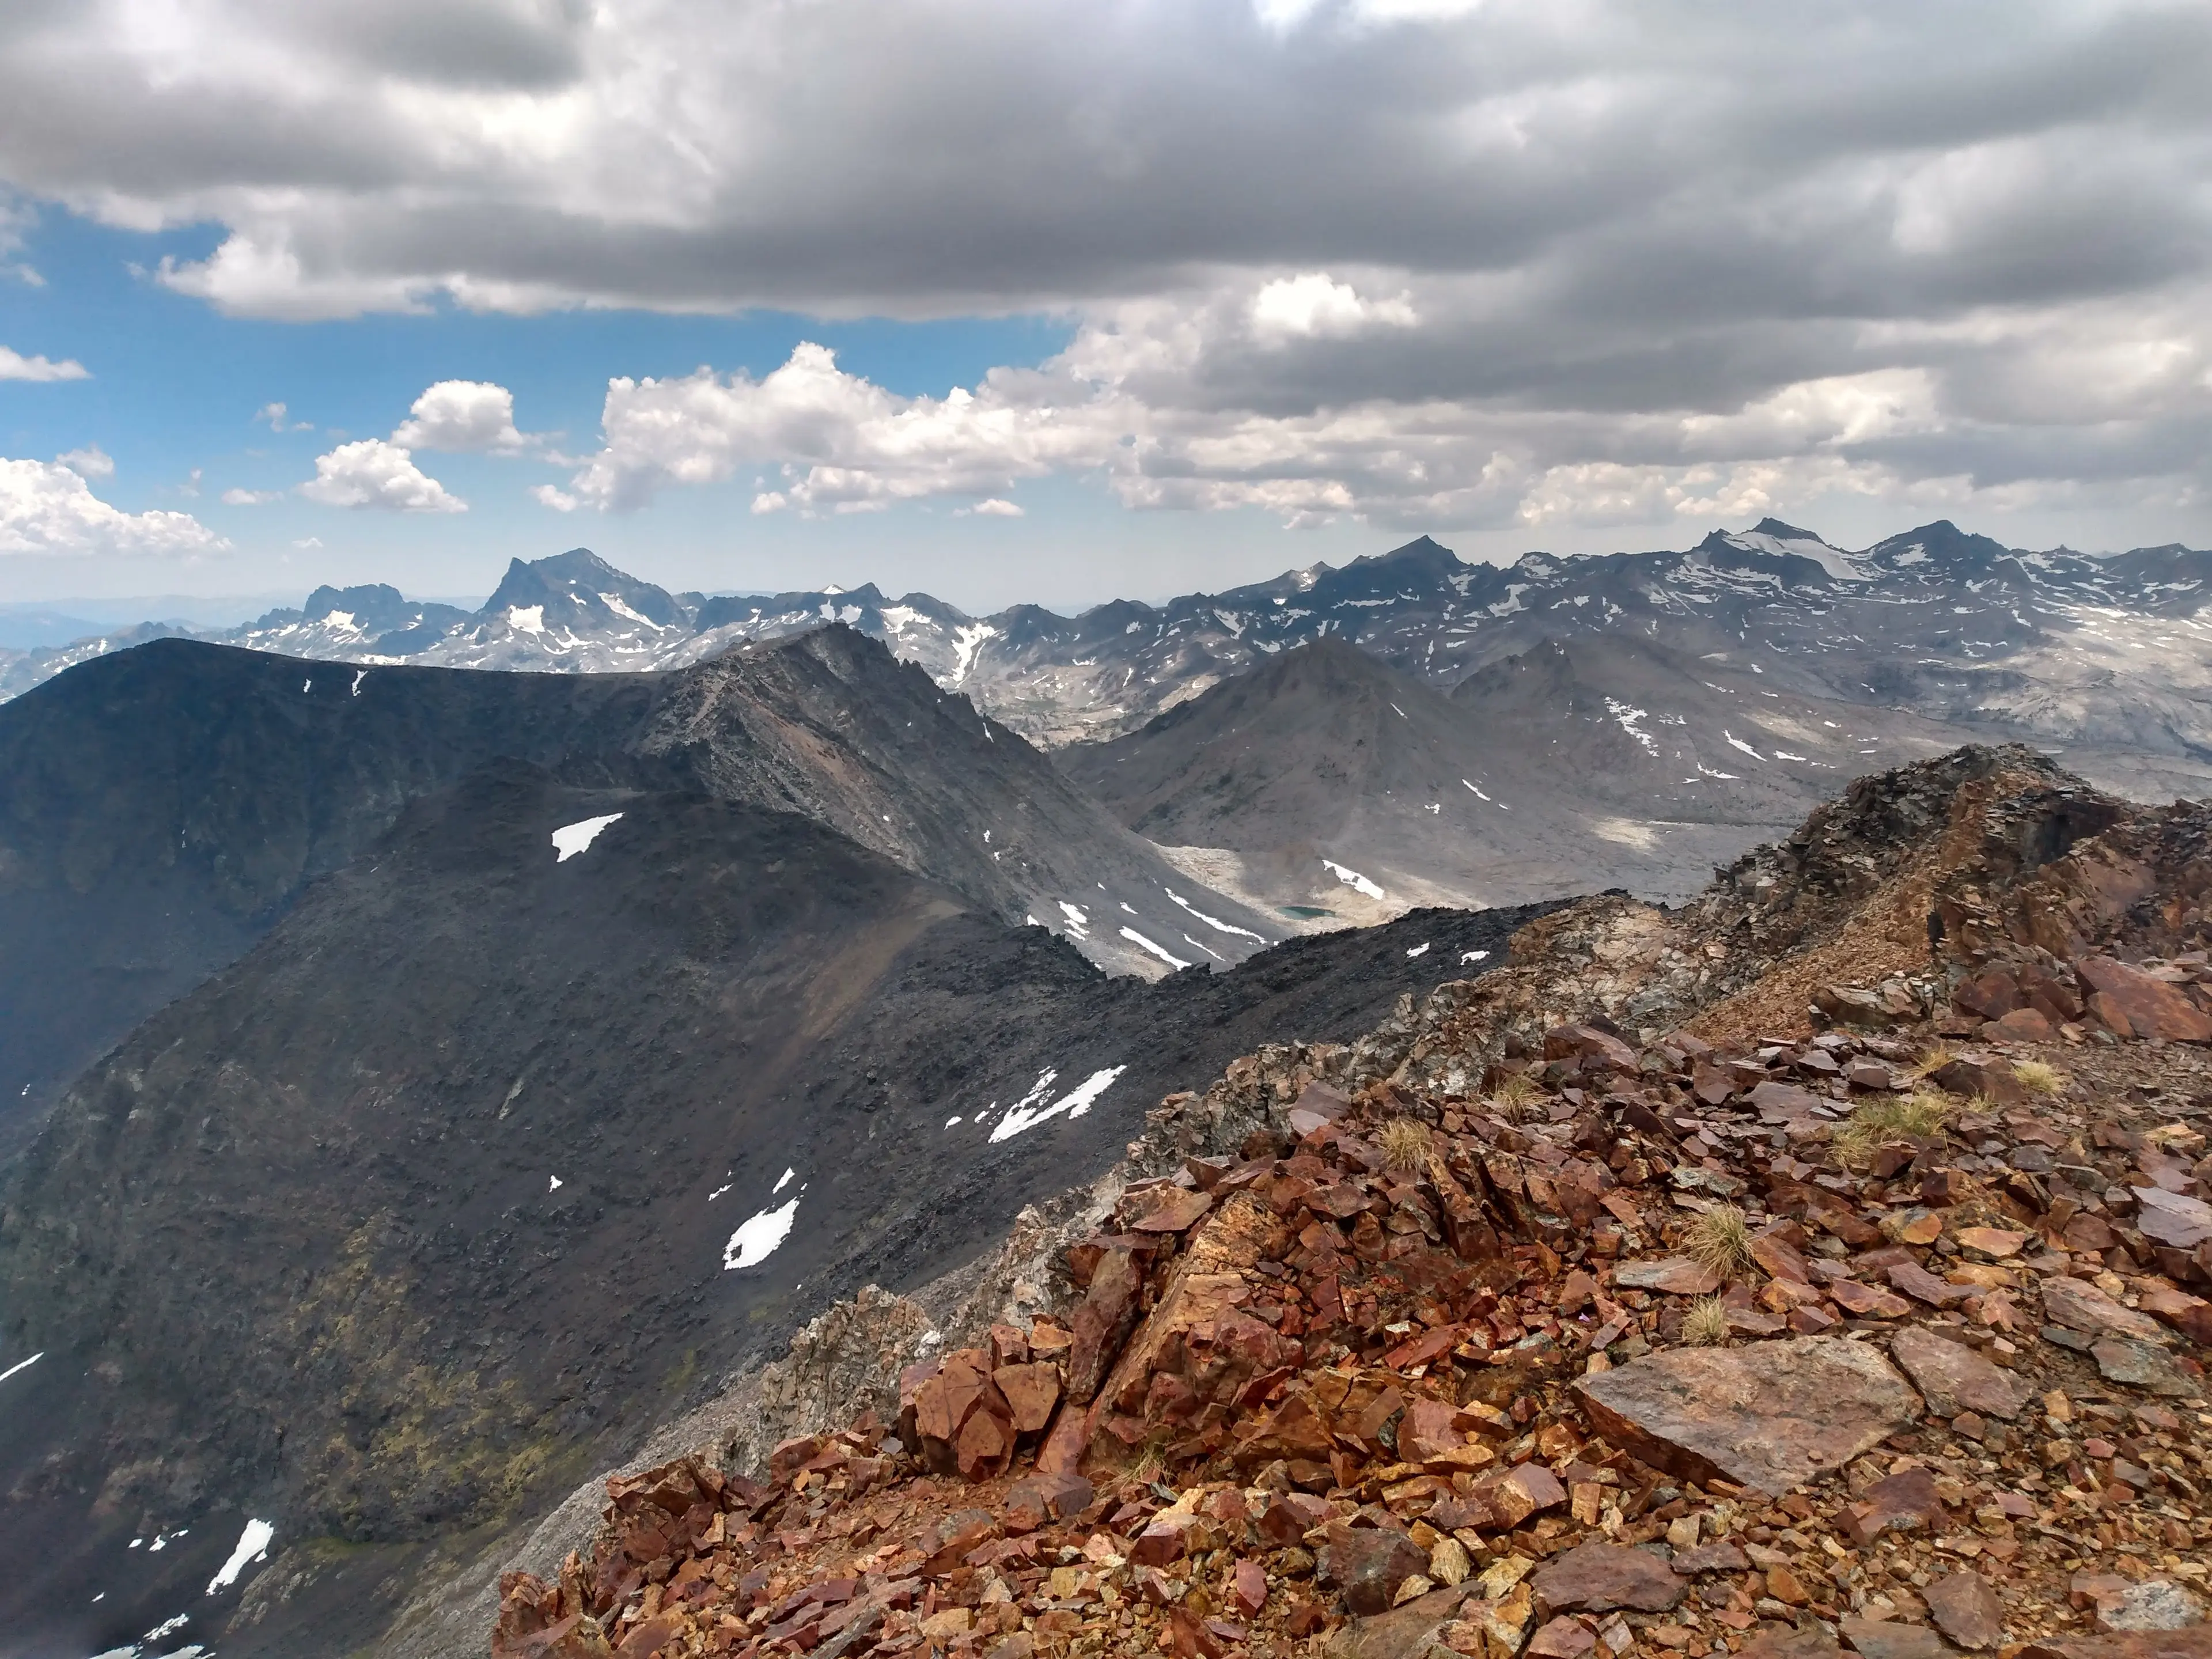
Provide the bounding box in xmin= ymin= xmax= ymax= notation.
xmin=2 ymin=209 xmax=1381 ymax=611
xmin=2 ymin=0 xmax=2209 ymax=618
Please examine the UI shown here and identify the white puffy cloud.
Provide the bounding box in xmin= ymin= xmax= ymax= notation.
xmin=298 ymin=439 xmax=467 ymax=512
xmin=565 ymin=343 xmax=1123 ymax=515
xmin=552 ymin=300 xmax=2153 ymax=533
xmin=255 ymin=401 xmax=310 ymax=433
xmin=57 ymin=444 xmax=113 ymax=478
xmin=1249 ymin=274 xmax=1416 ymax=342
xmin=0 ymin=344 xmax=88 ymax=381
xmin=391 ymin=380 xmax=531 ymax=452
xmin=0 ymin=456 xmax=226 ymax=555
xmin=221 ymin=486 xmax=281 ymax=505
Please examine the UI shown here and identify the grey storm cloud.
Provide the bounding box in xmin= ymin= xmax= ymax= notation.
xmin=1 ymin=0 xmax=2209 ymax=536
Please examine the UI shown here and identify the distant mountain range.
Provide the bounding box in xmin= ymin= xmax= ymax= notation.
xmin=9 ymin=522 xmax=2211 ymax=775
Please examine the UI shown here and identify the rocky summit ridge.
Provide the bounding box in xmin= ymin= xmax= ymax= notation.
xmin=474 ymin=744 xmax=2212 ymax=1659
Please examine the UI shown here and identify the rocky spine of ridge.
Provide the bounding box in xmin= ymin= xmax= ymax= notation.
xmin=477 ymin=744 xmax=2212 ymax=1659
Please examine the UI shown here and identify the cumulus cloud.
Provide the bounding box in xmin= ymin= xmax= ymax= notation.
xmin=4 ymin=1 xmax=2211 ymax=535
xmin=564 ymin=343 xmax=1118 ymax=515
xmin=221 ymin=486 xmax=281 ymax=505
xmin=299 ymin=439 xmax=467 ymax=512
xmin=0 ymin=344 xmax=88 ymax=381
xmin=548 ymin=314 xmax=2085 ymax=532
xmin=0 ymin=456 xmax=226 ymax=555
xmin=57 ymin=444 xmax=112 ymax=478
xmin=392 ymin=380 xmax=533 ymax=452
xmin=255 ymin=401 xmax=310 ymax=433
xmin=1249 ymin=275 xmax=1416 ymax=342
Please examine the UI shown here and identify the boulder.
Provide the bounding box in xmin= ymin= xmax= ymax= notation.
xmin=1954 ymin=971 xmax=2023 ymax=1021
xmin=1992 ymin=1007 xmax=2054 ymax=1043
xmin=1316 ymin=1524 xmax=1430 ymax=1616
xmin=1004 ymin=1472 xmax=1093 ymax=1532
xmin=1887 ymin=1260 xmax=1973 ymax=1310
xmin=1928 ymin=1054 xmax=2027 ymax=1107
xmin=1065 ymin=1247 xmax=1145 ymax=1404
xmin=1528 ymin=1619 xmax=1596 ymax=1658
xmin=1132 ymin=1190 xmax=1215 ymax=1233
xmin=2075 ymin=957 xmax=2212 ymax=1043
xmin=1574 ymin=1337 xmax=1921 ymax=1495
xmin=1546 ymin=1024 xmax=1638 ymax=1072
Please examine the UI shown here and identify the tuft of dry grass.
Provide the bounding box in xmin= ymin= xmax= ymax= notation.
xmin=2013 ymin=1058 xmax=2066 ymax=1096
xmin=1490 ymin=1070 xmax=1539 ymax=1123
xmin=1683 ymin=1296 xmax=1732 ymax=1347
xmin=1123 ymin=1440 xmax=1166 ymax=1486
xmin=1377 ymin=1118 xmax=1433 ymax=1176
xmin=1907 ymin=1043 xmax=1957 ymax=1082
xmin=1831 ymin=1089 xmax=1955 ymax=1168
xmin=1683 ymin=1203 xmax=1756 ymax=1279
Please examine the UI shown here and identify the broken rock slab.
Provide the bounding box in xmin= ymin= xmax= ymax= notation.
xmin=1614 ymin=1258 xmax=1722 ymax=1296
xmin=1840 ymin=1620 xmax=1950 ymax=1659
xmin=1889 ymin=1326 xmax=2024 ymax=1421
xmin=2018 ymin=1633 xmax=2212 ymax=1659
xmin=1927 ymin=1570 xmax=2006 ymax=1652
xmin=2133 ymin=1187 xmax=2212 ymax=1251
xmin=2090 ymin=1338 xmax=2201 ymax=1399
xmin=1740 ymin=1627 xmax=1844 ymax=1659
xmin=1531 ymin=1540 xmax=1684 ymax=1615
xmin=2041 ymin=1278 xmax=2169 ymax=1346
xmin=1324 ymin=1583 xmax=1475 ymax=1659
xmin=2094 ymin=1582 xmax=2208 ymax=1634
xmin=1574 ymin=1336 xmax=1920 ymax=1495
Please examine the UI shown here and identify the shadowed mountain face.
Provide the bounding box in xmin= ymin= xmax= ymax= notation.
xmin=1056 ymin=634 xmax=1977 ymax=919
xmin=0 ymin=628 xmax=1279 ymax=1150
xmin=0 ymin=756 xmax=1545 ymax=1658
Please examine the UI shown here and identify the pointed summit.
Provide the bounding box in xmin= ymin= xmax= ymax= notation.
xmin=1357 ymin=534 xmax=1460 ymax=571
xmin=482 ymin=547 xmax=685 ymax=629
